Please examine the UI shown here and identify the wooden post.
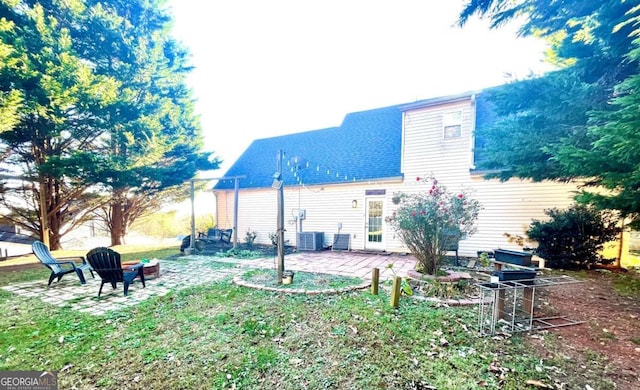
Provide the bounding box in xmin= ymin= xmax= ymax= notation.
xmin=38 ymin=175 xmax=50 ymax=247
xmin=391 ymin=276 xmax=401 ymax=308
xmin=523 ymin=287 xmax=534 ymax=316
xmin=371 ymin=268 xmax=379 ymax=295
xmin=495 ymin=287 xmax=506 ymax=322
xmin=276 ymin=150 xmax=285 ymax=284
xmin=189 ymin=180 xmax=196 ymax=250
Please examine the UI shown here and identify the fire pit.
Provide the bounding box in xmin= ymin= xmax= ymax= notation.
xmin=121 ymin=259 xmax=160 ymax=279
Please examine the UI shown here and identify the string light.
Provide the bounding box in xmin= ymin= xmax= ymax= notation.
xmin=219 ymin=155 xmax=364 ymax=188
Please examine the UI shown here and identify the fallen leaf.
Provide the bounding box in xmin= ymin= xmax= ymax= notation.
xmin=289 ymin=358 xmax=303 ymax=367
xmin=525 ymin=379 xmax=553 ymax=388
xmin=489 ymin=361 xmax=501 ymax=373
xmin=60 ymin=364 xmax=73 ymax=372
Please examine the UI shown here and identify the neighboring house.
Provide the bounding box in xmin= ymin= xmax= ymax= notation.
xmin=212 ymin=87 xmax=586 ymax=258
xmin=0 ymin=224 xmax=36 ymax=257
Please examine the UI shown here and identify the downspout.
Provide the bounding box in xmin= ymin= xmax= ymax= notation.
xmin=400 ymin=111 xmax=407 ymax=177
xmin=189 ymin=180 xmax=196 ymax=250
xmin=469 ymin=94 xmax=477 ymax=170
xmin=233 ymin=177 xmax=239 ymax=249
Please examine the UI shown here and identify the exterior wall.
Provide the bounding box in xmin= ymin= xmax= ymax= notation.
xmin=464 ymin=176 xmax=578 ymax=254
xmin=399 ymin=97 xmax=581 ymax=256
xmin=216 ymin=96 xmax=584 ymax=259
xmin=215 ymin=180 xmax=405 ymax=250
xmin=402 ymin=99 xmax=474 ymax=186
xmin=216 ymin=176 xmax=580 ymax=258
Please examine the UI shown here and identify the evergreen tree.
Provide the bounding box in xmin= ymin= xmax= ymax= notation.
xmin=0 ymin=0 xmax=217 ymax=247
xmin=0 ymin=0 xmax=119 ymax=248
xmin=460 ymin=0 xmax=640 ymax=225
xmin=72 ymin=0 xmax=219 ymax=245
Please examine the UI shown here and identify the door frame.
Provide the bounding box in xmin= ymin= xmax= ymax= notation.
xmin=364 ymin=196 xmax=386 ymax=251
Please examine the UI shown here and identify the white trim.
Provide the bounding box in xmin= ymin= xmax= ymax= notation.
xmin=442 ymin=110 xmax=463 ymax=139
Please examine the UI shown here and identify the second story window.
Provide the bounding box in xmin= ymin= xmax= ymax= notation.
xmin=443 ymin=111 xmax=462 ymax=139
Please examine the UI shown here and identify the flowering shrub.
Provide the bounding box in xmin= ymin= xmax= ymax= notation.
xmin=386 ymin=174 xmax=481 ymax=275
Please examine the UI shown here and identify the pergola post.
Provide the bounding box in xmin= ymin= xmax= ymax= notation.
xmin=188 ymin=175 xmax=245 ymax=251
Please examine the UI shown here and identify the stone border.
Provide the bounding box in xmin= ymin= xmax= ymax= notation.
xmin=408 ymin=294 xmax=481 ymax=306
xmin=232 ymin=275 xmax=371 ymax=295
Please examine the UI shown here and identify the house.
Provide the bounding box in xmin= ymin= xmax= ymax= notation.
xmin=212 ymin=87 xmax=585 ymax=258
xmin=0 ymin=223 xmax=36 ymax=257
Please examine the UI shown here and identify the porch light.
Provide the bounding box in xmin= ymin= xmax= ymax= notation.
xmin=352 ymin=200 xmax=358 ymax=208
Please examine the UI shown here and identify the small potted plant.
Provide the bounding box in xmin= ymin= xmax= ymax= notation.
xmin=282 ymin=270 xmax=295 ymax=285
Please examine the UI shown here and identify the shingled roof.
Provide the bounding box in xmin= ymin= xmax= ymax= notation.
xmin=214 ymin=88 xmax=502 ymax=190
xmin=214 ymin=104 xmax=404 ymax=190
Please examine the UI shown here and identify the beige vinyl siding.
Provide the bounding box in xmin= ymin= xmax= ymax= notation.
xmin=215 ymin=177 xmax=579 ymax=259
xmin=214 ymin=96 xmax=587 ymax=260
xmin=398 ymin=97 xmax=581 ymax=257
xmin=215 ymin=180 xmax=404 ymax=250
xmin=215 ymin=189 xmax=277 ymax=245
xmin=463 ymin=176 xmax=580 ymax=255
xmin=215 ymin=178 xmax=580 ymax=258
xmin=402 ymin=99 xmax=474 ymax=186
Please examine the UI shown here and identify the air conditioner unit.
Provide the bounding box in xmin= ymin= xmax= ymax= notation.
xmin=332 ymin=234 xmax=350 ymax=251
xmin=296 ymin=232 xmax=324 ymax=251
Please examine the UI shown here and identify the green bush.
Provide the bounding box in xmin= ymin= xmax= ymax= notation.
xmin=244 ymin=229 xmax=258 ymax=248
xmin=386 ymin=174 xmax=481 ymax=275
xmin=527 ymin=204 xmax=620 ymax=269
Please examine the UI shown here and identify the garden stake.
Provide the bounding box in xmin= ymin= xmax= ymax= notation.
xmin=371 ymin=268 xmax=379 ymax=295
xmin=391 ymin=276 xmax=401 ymax=308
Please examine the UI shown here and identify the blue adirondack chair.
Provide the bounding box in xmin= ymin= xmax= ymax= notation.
xmin=86 ymin=247 xmax=145 ymax=297
xmin=32 ymin=241 xmax=94 ymax=286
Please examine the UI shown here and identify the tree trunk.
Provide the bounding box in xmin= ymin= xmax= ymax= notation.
xmin=110 ymin=196 xmax=125 ymax=246
xmin=37 ymin=173 xmax=64 ymax=250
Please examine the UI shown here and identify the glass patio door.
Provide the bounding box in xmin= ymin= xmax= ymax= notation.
xmin=365 ymin=198 xmax=385 ymax=251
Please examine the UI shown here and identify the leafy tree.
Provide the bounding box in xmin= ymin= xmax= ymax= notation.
xmin=71 ymin=0 xmax=219 ymax=245
xmin=386 ymin=175 xmax=481 ymax=275
xmin=477 ymin=70 xmax=600 ymax=182
xmin=459 ymin=1 xmax=640 ymax=226
xmin=527 ymin=204 xmax=620 ymax=269
xmin=0 ymin=0 xmax=119 ymax=249
xmin=0 ymin=0 xmax=218 ymax=248
xmin=556 ymin=13 xmax=640 ymax=228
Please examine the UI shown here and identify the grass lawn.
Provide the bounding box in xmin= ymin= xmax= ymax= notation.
xmin=0 ymin=246 xmax=621 ymax=389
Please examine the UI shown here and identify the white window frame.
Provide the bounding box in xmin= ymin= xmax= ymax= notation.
xmin=442 ymin=110 xmax=462 ymax=139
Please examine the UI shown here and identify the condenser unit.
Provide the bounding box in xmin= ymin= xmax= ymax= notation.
xmin=332 ymin=234 xmax=350 ymax=251
xmin=296 ymin=232 xmax=324 ymax=251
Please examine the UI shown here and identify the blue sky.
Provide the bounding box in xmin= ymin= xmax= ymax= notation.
xmin=165 ymin=0 xmax=553 ymax=174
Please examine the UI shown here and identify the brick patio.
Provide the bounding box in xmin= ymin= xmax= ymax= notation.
xmin=1 ymin=251 xmax=418 ymax=315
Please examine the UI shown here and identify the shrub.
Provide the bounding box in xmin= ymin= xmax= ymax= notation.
xmin=386 ymin=174 xmax=481 ymax=275
xmin=526 ymin=204 xmax=620 ymax=269
xmin=245 ymin=229 xmax=258 ymax=248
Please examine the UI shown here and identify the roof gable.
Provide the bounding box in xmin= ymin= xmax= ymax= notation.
xmin=214 ymin=86 xmax=515 ymax=190
xmin=215 ymin=105 xmax=404 ymax=190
